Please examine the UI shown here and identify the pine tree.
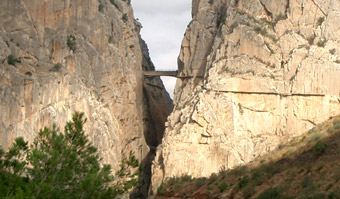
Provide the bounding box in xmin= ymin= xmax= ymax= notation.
xmin=0 ymin=112 xmax=139 ymax=199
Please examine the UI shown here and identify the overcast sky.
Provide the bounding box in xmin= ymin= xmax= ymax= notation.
xmin=131 ymin=0 xmax=192 ymax=98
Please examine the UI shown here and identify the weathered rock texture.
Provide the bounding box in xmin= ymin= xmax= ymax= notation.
xmin=151 ymin=0 xmax=340 ymax=193
xmin=0 ymin=1 xmax=172 ymax=196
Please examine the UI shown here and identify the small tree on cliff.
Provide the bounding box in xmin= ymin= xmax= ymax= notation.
xmin=0 ymin=112 xmax=139 ymax=199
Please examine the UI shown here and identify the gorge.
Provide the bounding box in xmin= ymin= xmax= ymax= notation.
xmin=1 ymin=0 xmax=340 ymax=198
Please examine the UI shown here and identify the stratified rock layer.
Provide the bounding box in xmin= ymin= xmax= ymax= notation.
xmin=0 ymin=0 xmax=172 ymax=186
xmin=151 ymin=0 xmax=340 ymax=193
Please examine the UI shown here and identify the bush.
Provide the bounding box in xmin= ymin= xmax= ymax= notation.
xmin=157 ymin=184 xmax=165 ymax=196
xmin=317 ymin=17 xmax=325 ymax=26
xmin=219 ymin=181 xmax=228 ymax=192
xmin=301 ymin=193 xmax=327 ymax=199
xmin=236 ymin=176 xmax=249 ymax=189
xmin=317 ymin=39 xmax=327 ymax=47
xmin=307 ymin=35 xmax=316 ymax=45
xmin=229 ymin=165 xmax=248 ymax=176
xmin=122 ymin=13 xmax=128 ymax=22
xmin=328 ymin=190 xmax=340 ymax=199
xmin=67 ymin=35 xmax=76 ymax=51
xmin=194 ymin=177 xmax=207 ymax=189
xmin=110 ymin=0 xmax=119 ymax=9
xmin=257 ymin=187 xmax=282 ymax=199
xmin=302 ymin=176 xmax=315 ymax=189
xmin=308 ymin=127 xmax=317 ymax=134
xmin=243 ymin=185 xmax=255 ymax=199
xmin=0 ymin=112 xmax=139 ymax=198
xmin=251 ymin=163 xmax=279 ymax=186
xmin=7 ymin=54 xmax=20 ymax=66
xmin=313 ymin=141 xmax=326 ymax=156
xmin=329 ymin=49 xmax=336 ymax=55
xmin=50 ymin=63 xmax=62 ymax=72
xmin=208 ymin=173 xmax=218 ymax=184
xmin=98 ymin=3 xmax=104 ymax=12
xmin=181 ymin=174 xmax=193 ymax=182
xmin=247 ymin=69 xmax=255 ymax=75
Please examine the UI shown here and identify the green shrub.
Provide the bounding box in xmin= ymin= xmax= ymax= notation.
xmin=122 ymin=13 xmax=128 ymax=22
xmin=194 ymin=177 xmax=207 ymax=189
xmin=307 ymin=35 xmax=316 ymax=45
xmin=157 ymin=184 xmax=165 ymax=196
xmin=208 ymin=173 xmax=218 ymax=184
xmin=300 ymin=193 xmax=327 ymax=199
xmin=229 ymin=165 xmax=248 ymax=176
xmin=181 ymin=174 xmax=193 ymax=182
xmin=243 ymin=185 xmax=255 ymax=199
xmin=110 ymin=0 xmax=119 ymax=8
xmin=308 ymin=127 xmax=317 ymax=134
xmin=311 ymin=134 xmax=321 ymax=142
xmin=317 ymin=39 xmax=327 ymax=47
xmin=328 ymin=190 xmax=340 ymax=199
xmin=329 ymin=49 xmax=336 ymax=55
xmin=123 ymin=0 xmax=131 ymax=4
xmin=236 ymin=176 xmax=249 ymax=189
xmin=275 ymin=14 xmax=288 ymax=22
xmin=98 ymin=3 xmax=104 ymax=12
xmin=317 ymin=17 xmax=325 ymax=26
xmin=313 ymin=141 xmax=326 ymax=156
xmin=167 ymin=176 xmax=179 ymax=186
xmin=50 ymin=63 xmax=62 ymax=72
xmin=219 ymin=181 xmax=228 ymax=192
xmin=252 ymin=163 xmax=280 ymax=185
xmin=257 ymin=187 xmax=282 ymax=199
xmin=7 ymin=54 xmax=20 ymax=66
xmin=247 ymin=69 xmax=255 ymax=75
xmin=67 ymin=35 xmax=76 ymax=51
xmin=302 ymin=176 xmax=315 ymax=189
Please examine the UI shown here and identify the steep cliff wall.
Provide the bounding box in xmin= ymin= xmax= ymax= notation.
xmin=0 ymin=0 xmax=172 ymax=190
xmin=152 ymin=0 xmax=340 ymax=192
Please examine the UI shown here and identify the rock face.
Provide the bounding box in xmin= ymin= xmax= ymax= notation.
xmin=151 ymin=0 xmax=340 ymax=193
xmin=0 ymin=0 xmax=172 ymax=196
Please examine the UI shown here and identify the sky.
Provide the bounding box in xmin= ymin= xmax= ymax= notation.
xmin=131 ymin=0 xmax=192 ymax=98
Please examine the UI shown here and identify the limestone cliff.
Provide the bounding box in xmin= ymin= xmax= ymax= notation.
xmin=0 ymin=1 xmax=172 ymax=196
xmin=152 ymin=0 xmax=340 ymax=193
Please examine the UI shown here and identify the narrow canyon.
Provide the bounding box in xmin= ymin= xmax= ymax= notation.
xmin=1 ymin=0 xmax=340 ymax=198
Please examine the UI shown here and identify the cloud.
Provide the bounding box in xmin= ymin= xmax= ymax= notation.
xmin=132 ymin=1 xmax=192 ymax=98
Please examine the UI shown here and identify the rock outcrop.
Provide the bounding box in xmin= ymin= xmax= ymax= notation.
xmin=151 ymin=0 xmax=340 ymax=193
xmin=0 ymin=1 xmax=172 ymax=197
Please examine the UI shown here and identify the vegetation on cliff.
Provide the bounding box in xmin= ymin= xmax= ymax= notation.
xmin=156 ymin=116 xmax=340 ymax=199
xmin=0 ymin=112 xmax=139 ymax=199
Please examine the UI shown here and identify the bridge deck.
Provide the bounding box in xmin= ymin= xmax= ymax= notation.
xmin=144 ymin=71 xmax=178 ymax=77
xmin=143 ymin=70 xmax=205 ymax=79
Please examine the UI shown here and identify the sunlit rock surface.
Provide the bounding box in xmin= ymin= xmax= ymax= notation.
xmin=151 ymin=0 xmax=340 ymax=194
